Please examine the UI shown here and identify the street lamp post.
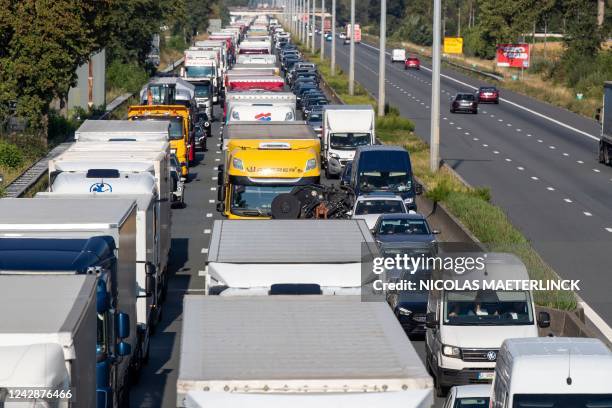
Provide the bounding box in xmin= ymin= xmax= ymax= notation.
xmin=311 ymin=0 xmax=316 ymax=54
xmin=348 ymin=0 xmax=355 ymax=95
xmin=320 ymin=0 xmax=325 ymax=59
xmin=430 ymin=0 xmax=442 ymax=172
xmin=331 ymin=0 xmax=336 ymax=74
xmin=377 ymin=0 xmax=386 ymax=117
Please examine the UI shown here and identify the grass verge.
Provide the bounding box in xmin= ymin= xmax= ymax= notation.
xmin=304 ymin=48 xmax=576 ymax=310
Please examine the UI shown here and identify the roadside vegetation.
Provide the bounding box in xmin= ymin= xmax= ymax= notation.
xmin=308 ymin=49 xmax=576 ymax=310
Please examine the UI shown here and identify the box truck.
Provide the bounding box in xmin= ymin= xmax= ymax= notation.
xmin=224 ymin=91 xmax=295 ymax=122
xmin=176 ymin=296 xmax=434 ymax=407
xmin=598 ymin=82 xmax=612 ymax=165
xmin=322 ymin=105 xmax=376 ymax=178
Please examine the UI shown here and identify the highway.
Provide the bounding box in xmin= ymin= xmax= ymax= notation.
xmin=319 ymin=35 xmax=612 ymax=327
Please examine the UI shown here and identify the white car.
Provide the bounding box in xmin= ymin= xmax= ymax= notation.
xmin=351 ymin=193 xmax=408 ymax=229
xmin=445 ymin=385 xmax=491 ymax=408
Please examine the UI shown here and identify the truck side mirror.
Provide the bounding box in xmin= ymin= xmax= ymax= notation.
xmin=425 ymin=312 xmax=439 ymax=328
xmin=145 ymin=262 xmax=156 ymax=298
xmin=537 ymin=311 xmax=551 ymax=328
xmin=116 ymin=312 xmax=130 ymax=339
xmin=595 ymin=108 xmax=602 ymax=122
xmin=415 ymin=183 xmax=423 ymax=195
xmin=117 ymin=341 xmax=131 ymax=357
xmin=217 ymin=186 xmax=225 ymax=202
xmin=96 ymin=279 xmax=110 ymax=314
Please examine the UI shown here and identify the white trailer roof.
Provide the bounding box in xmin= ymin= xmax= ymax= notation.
xmin=324 ymin=105 xmax=375 ymax=133
xmin=0 ymin=198 xmax=136 ymax=230
xmin=50 ymin=172 xmax=157 ymax=196
xmin=38 ymin=192 xmax=155 ymax=212
xmin=68 ymin=141 xmax=168 ymax=152
xmin=75 ymin=120 xmax=170 ymax=141
xmin=222 ymin=121 xmax=315 ymax=141
xmin=207 ymin=220 xmax=377 ymax=263
xmin=0 ymin=343 xmax=68 ymax=388
xmin=179 ymin=296 xmax=432 ymax=390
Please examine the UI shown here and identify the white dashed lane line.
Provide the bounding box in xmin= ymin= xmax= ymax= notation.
xmin=204 ymin=229 xmax=211 ymax=234
xmin=606 ymin=228 xmax=612 ymax=232
xmin=547 ymin=187 xmax=555 ymax=191
xmin=564 ymin=198 xmax=573 ymax=203
xmin=583 ymin=212 xmax=593 ymax=216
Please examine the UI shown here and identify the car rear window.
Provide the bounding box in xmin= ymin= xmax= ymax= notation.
xmin=458 ymin=94 xmax=475 ymax=101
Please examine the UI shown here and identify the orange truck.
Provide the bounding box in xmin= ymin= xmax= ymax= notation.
xmin=128 ymin=105 xmax=192 ymax=177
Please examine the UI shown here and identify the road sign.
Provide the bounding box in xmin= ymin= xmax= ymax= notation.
xmin=443 ymin=37 xmax=463 ymax=54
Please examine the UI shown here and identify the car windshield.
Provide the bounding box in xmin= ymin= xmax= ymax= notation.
xmin=444 ymin=290 xmax=534 ymax=326
xmin=358 ymin=170 xmax=411 ymax=192
xmin=378 ymin=218 xmax=430 ymax=235
xmin=480 ymin=87 xmax=496 ymax=92
xmin=454 ymin=397 xmax=490 ymax=408
xmin=457 ymin=94 xmax=475 ymax=101
xmin=231 ymin=185 xmax=294 ymax=216
xmin=308 ymin=113 xmax=323 ymax=122
xmin=330 ymin=132 xmax=371 ymax=150
xmin=194 ymin=84 xmax=211 ymax=97
xmin=355 ymin=199 xmax=405 ymax=215
xmin=185 ymin=65 xmax=215 ymax=78
xmin=513 ymin=394 xmax=612 ymax=408
xmin=132 ymin=116 xmax=183 ymax=140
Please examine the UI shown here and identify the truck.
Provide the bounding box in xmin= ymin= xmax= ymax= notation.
xmin=74 ymin=118 xmax=170 ymax=142
xmin=176 ymin=296 xmax=434 ymax=407
xmin=217 ymin=122 xmax=320 ymax=219
xmin=183 ymin=50 xmax=217 ymax=114
xmin=229 ymin=63 xmax=279 ymax=76
xmin=322 ymin=105 xmax=376 ymax=178
xmin=225 ymin=91 xmax=297 ymax=123
xmin=238 ymin=39 xmax=272 ymax=55
xmin=207 ymin=18 xmax=222 ymax=33
xmin=491 ymin=337 xmax=612 ymax=407
xmin=0 ymin=275 xmax=132 ymax=408
xmin=346 ymin=23 xmax=362 ymax=43
xmin=0 ymin=198 xmax=140 ymax=406
xmin=392 ymin=48 xmax=406 ymax=62
xmin=204 ymin=219 xmax=378 ymax=295
xmin=236 ymin=53 xmax=276 ymax=65
xmin=598 ymin=82 xmax=612 ymax=165
xmin=225 ymin=74 xmax=284 ymax=92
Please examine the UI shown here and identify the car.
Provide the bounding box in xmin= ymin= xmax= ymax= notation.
xmin=343 ymin=38 xmax=350 ymax=45
xmin=169 ymin=154 xmax=186 ymax=207
xmin=306 ymin=106 xmax=323 ymax=136
xmin=303 ymin=97 xmax=328 ymax=116
xmin=371 ymin=213 xmax=439 ymax=255
xmin=476 ymin=86 xmax=499 ymax=104
xmin=444 ymin=385 xmax=491 ymax=408
xmin=340 ymin=161 xmax=352 ymax=186
xmin=325 ymin=33 xmax=332 ymax=41
xmin=450 ymin=93 xmax=478 ymax=114
xmin=350 ymin=193 xmax=408 ymax=229
xmin=405 ymin=56 xmax=420 ymax=70
xmin=339 ymin=32 xmax=346 ymax=39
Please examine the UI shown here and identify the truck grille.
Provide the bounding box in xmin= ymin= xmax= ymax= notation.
xmin=461 ymin=348 xmax=499 ymax=362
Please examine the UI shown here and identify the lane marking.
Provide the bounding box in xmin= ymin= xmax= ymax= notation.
xmin=547 ymin=186 xmax=555 ymax=191
xmin=209 ymin=199 xmax=215 ymax=203
xmin=531 ymin=176 xmax=539 ymax=180
xmin=210 ymin=187 xmax=217 ymax=191
xmin=564 ymin=198 xmax=573 ymax=203
xmin=204 ymin=229 xmax=211 ymax=234
xmin=206 ymin=213 xmax=213 ymax=218
xmin=201 ymin=248 xmax=209 ymax=254
xmin=583 ymin=211 xmax=592 ymax=216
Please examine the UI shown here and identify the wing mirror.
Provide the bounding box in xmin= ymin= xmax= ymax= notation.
xmin=538 ymin=311 xmax=551 ymax=328
xmin=425 ymin=312 xmax=439 ymax=328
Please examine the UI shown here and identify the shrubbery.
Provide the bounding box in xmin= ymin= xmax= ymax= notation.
xmin=107 ymin=60 xmax=149 ymax=94
xmin=0 ymin=141 xmax=24 ymax=169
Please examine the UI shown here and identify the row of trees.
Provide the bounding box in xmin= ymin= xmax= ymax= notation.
xmin=0 ymin=0 xmax=232 ymax=139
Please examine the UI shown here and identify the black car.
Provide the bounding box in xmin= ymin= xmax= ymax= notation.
xmin=307 ymin=106 xmax=323 ymax=135
xmin=385 ymin=264 xmax=431 ymax=338
xmin=340 ymin=161 xmax=352 ymax=185
xmin=450 ymin=93 xmax=478 ymax=114
xmin=303 ymin=97 xmax=329 ymax=115
xmin=372 ymin=213 xmax=440 ymax=255
xmin=291 ymin=77 xmax=317 ymax=91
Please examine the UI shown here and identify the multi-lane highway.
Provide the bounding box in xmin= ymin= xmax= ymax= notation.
xmin=319 ymin=35 xmax=612 ymax=327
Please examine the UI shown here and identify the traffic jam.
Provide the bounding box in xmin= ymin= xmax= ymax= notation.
xmin=0 ymin=11 xmax=610 ymax=408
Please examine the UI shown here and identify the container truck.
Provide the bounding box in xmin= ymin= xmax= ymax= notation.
xmin=204 ymin=219 xmax=378 ymax=295
xmin=224 ymin=91 xmax=296 ymax=123
xmin=229 ymin=63 xmax=279 ymax=75
xmin=182 ymin=49 xmax=219 ymax=106
xmin=236 ymin=54 xmax=277 ymax=65
xmin=238 ymin=39 xmax=272 ymax=55
xmin=0 ymin=275 xmax=132 ymax=408
xmin=225 ymin=74 xmax=284 ymax=92
xmin=217 ymin=122 xmax=320 ymax=219
xmin=0 ymin=198 xmax=141 ymax=406
xmin=74 ymin=119 xmax=170 ymax=142
xmin=346 ymin=23 xmax=362 ymax=43
xmin=491 ymin=337 xmax=612 ymax=407
xmin=176 ymin=296 xmax=434 ymax=407
xmin=322 ymin=105 xmax=376 ymax=178
xmin=598 ymin=82 xmax=612 ymax=165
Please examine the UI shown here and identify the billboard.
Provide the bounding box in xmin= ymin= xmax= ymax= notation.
xmin=443 ymin=37 xmax=463 ymax=54
xmin=324 ymin=18 xmax=331 ymax=31
xmin=496 ymin=43 xmax=530 ymax=68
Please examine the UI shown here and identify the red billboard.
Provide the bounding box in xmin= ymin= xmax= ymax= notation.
xmin=496 ymin=43 xmax=530 ymax=68
xmin=324 ymin=18 xmax=331 ymax=31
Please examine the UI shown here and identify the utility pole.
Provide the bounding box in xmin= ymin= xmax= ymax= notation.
xmin=377 ymin=0 xmax=386 ymax=117
xmin=457 ymin=5 xmax=461 ymax=37
xmin=311 ymin=0 xmax=316 ymax=54
xmin=430 ymin=0 xmax=441 ymax=172
xmin=331 ymin=0 xmax=336 ymax=74
xmin=320 ymin=0 xmax=325 ymax=59
xmin=303 ymin=0 xmax=308 ymax=44
xmin=348 ymin=0 xmax=355 ymax=95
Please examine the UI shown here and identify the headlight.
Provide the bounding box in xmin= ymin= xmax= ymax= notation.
xmin=204 ymin=121 xmax=210 ymax=127
xmin=231 ymin=111 xmax=240 ymax=120
xmin=232 ymin=158 xmax=244 ymax=170
xmin=305 ymin=158 xmax=317 ymax=171
xmin=442 ymin=345 xmax=461 ymax=358
xmin=285 ymin=112 xmax=294 ymax=120
xmin=398 ymin=307 xmax=412 ymax=316
xmin=404 ymin=197 xmax=414 ymax=204
xmin=170 ymin=149 xmax=177 ymax=154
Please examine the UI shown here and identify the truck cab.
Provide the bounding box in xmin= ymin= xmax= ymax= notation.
xmin=182 ymin=50 xmax=219 ymax=105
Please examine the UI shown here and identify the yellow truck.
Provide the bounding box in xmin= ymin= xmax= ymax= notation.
xmin=128 ymin=105 xmax=192 ymax=177
xmin=217 ymin=122 xmax=320 ymax=219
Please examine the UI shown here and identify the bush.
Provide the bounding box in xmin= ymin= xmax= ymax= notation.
xmin=166 ymin=35 xmax=188 ymax=53
xmin=393 ymin=15 xmax=432 ymax=46
xmin=107 ymin=60 xmax=149 ymax=94
xmin=463 ymin=26 xmax=495 ymax=60
xmin=0 ymin=141 xmax=24 ymax=169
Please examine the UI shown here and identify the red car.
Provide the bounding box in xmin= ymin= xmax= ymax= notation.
xmin=405 ymin=57 xmax=420 ymax=70
xmin=477 ymin=86 xmax=499 ymax=104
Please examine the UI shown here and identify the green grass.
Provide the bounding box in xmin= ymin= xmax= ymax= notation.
xmin=305 ymin=48 xmax=577 ymax=310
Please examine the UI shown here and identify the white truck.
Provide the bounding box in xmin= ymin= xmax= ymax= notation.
xmin=177 ymin=296 xmax=434 ymax=407
xmin=392 ymin=48 xmax=406 ymax=62
xmin=491 ymin=337 xmax=612 ymax=407
xmin=322 ymin=105 xmax=376 ymax=178
xmin=236 ymin=53 xmax=277 ymax=65
xmin=182 ymin=50 xmax=219 ymax=105
xmin=230 ymin=63 xmax=279 ymax=76
xmin=0 ymin=198 xmax=140 ymax=405
xmin=225 ymin=91 xmax=296 ymax=123
xmin=74 ymin=119 xmax=170 ymax=142
xmin=238 ymin=39 xmax=271 ymax=55
xmin=204 ymin=219 xmax=379 ymax=296
xmin=0 ymin=275 xmax=131 ymax=408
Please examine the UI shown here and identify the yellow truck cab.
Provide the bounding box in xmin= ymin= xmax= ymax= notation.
xmin=128 ymin=105 xmax=191 ymax=177
xmin=217 ymin=122 xmax=320 ymax=219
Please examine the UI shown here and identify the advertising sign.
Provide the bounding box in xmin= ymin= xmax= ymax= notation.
xmin=496 ymin=43 xmax=530 ymax=68
xmin=443 ymin=37 xmax=463 ymax=54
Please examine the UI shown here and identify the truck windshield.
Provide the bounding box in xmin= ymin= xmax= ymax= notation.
xmin=358 ymin=170 xmax=411 ymax=192
xmin=231 ymin=185 xmax=293 ymax=216
xmin=195 ymin=84 xmax=211 ymax=98
xmin=186 ymin=65 xmax=215 ymax=78
xmin=444 ymin=290 xmax=534 ymax=326
xmin=330 ymin=132 xmax=371 ymax=150
xmin=454 ymin=397 xmax=490 ymax=408
xmin=513 ymin=394 xmax=612 ymax=408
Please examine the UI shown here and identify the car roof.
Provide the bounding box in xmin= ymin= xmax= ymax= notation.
xmin=356 ymin=192 xmax=404 ymax=201
xmin=378 ymin=212 xmax=426 ymax=221
xmin=452 ymin=384 xmax=491 ymax=398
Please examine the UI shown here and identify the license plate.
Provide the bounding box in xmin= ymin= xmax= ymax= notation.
xmin=413 ymin=316 xmax=426 ymax=322
xmin=478 ymin=372 xmax=494 ymax=380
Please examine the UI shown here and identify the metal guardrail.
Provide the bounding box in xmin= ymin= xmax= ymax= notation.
xmin=3 ymin=57 xmax=185 ymax=198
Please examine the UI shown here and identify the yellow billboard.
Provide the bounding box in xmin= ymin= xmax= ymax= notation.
xmin=444 ymin=37 xmax=463 ymax=54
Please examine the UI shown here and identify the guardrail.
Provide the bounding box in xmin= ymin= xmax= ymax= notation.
xmin=3 ymin=57 xmax=184 ymax=198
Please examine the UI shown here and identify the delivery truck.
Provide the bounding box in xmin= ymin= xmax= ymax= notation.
xmin=182 ymin=50 xmax=220 ymax=105
xmin=204 ymin=219 xmax=379 ymax=295
xmin=598 ymin=82 xmax=612 ymax=165
xmin=74 ymin=119 xmax=170 ymax=142
xmin=176 ymin=296 xmax=434 ymax=407
xmin=346 ymin=23 xmax=362 ymax=43
xmin=322 ymin=105 xmax=376 ymax=178
xmin=0 ymin=275 xmax=133 ymax=408
xmin=0 ymin=198 xmax=144 ymax=385
xmin=224 ymin=91 xmax=295 ymax=122
xmin=225 ymin=74 xmax=285 ymax=92
xmin=236 ymin=54 xmax=277 ymax=65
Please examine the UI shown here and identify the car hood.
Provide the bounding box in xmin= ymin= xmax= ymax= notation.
xmin=441 ymin=324 xmax=538 ymax=349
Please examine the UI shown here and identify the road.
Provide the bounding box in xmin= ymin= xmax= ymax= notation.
xmin=319 ymin=35 xmax=612 ymax=327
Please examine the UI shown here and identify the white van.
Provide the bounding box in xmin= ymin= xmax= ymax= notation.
xmin=425 ymin=253 xmax=551 ymax=396
xmin=392 ymin=48 xmax=406 ymax=62
xmin=491 ymin=337 xmax=612 ymax=408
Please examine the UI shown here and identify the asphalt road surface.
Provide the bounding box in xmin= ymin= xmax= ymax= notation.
xmin=319 ymin=35 xmax=612 ymax=327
